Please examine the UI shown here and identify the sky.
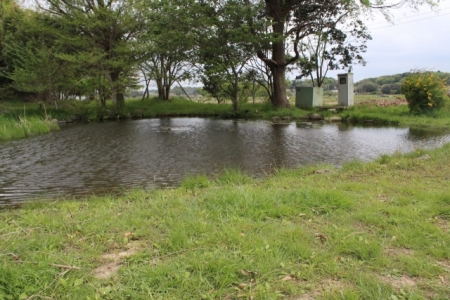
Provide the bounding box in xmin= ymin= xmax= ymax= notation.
xmin=324 ymin=4 xmax=450 ymax=83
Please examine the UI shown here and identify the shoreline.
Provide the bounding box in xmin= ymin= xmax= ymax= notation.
xmin=1 ymin=143 xmax=450 ymax=298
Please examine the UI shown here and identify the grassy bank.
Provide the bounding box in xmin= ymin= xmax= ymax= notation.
xmin=1 ymin=95 xmax=450 ymax=140
xmin=0 ymin=115 xmax=58 ymax=140
xmin=1 ymin=144 xmax=450 ymax=299
xmin=341 ymin=105 xmax=450 ymax=130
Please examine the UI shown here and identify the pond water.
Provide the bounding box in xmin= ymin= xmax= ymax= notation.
xmin=1 ymin=118 xmax=450 ymax=206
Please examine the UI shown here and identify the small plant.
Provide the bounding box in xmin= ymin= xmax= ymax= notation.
xmin=401 ymin=72 xmax=448 ymax=114
xmin=181 ymin=174 xmax=210 ymax=190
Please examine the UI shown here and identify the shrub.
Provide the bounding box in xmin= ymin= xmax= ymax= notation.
xmin=381 ymin=84 xmax=391 ymax=94
xmin=401 ymin=72 xmax=447 ymax=114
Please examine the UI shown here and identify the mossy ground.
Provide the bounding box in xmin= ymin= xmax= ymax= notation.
xmin=1 ymin=145 xmax=450 ymax=299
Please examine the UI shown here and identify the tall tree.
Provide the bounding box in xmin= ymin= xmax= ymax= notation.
xmin=141 ymin=0 xmax=195 ymax=100
xmin=7 ymin=11 xmax=69 ymax=101
xmin=38 ymin=0 xmax=148 ymax=107
xmin=0 ymin=0 xmax=18 ymax=92
xmin=195 ymin=0 xmax=264 ymax=111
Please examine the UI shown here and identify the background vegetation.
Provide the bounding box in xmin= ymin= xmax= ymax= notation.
xmin=0 ymin=0 xmax=441 ymax=111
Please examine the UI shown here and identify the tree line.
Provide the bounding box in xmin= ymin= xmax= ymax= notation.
xmin=354 ymin=71 xmax=450 ymax=95
xmin=0 ymin=0 xmax=439 ymax=110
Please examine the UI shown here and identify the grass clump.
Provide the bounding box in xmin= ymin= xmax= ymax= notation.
xmin=0 ymin=115 xmax=58 ymax=140
xmin=2 ymin=144 xmax=450 ymax=299
xmin=181 ymin=174 xmax=211 ymax=190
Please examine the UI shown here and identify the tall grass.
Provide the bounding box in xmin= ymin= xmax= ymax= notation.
xmin=0 ymin=116 xmax=58 ymax=140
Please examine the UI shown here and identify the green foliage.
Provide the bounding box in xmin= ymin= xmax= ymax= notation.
xmin=296 ymin=20 xmax=371 ymax=87
xmin=355 ymin=80 xmax=378 ymax=93
xmin=402 ymin=72 xmax=448 ymax=114
xmin=140 ymin=0 xmax=195 ymax=100
xmin=355 ymin=72 xmax=450 ymax=95
xmin=196 ymin=0 xmax=264 ymax=111
xmin=381 ymin=84 xmax=391 ymax=94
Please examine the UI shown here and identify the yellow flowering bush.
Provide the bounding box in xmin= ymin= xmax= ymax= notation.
xmin=401 ymin=72 xmax=448 ymax=114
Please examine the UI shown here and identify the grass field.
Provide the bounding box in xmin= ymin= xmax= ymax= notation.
xmin=1 ymin=144 xmax=450 ymax=299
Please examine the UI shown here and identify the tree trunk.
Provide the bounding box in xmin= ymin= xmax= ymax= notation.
xmin=116 ymin=91 xmax=125 ymax=108
xmin=232 ymin=76 xmax=239 ymax=112
xmin=271 ymin=65 xmax=289 ymax=107
xmin=141 ymin=73 xmax=151 ymax=101
xmin=260 ymin=1 xmax=290 ymax=108
xmin=156 ymin=77 xmax=165 ymax=99
xmin=111 ymin=70 xmax=125 ymax=108
xmin=164 ymin=82 xmax=170 ymax=100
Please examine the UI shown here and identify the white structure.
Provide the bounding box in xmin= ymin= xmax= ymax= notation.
xmin=337 ymin=73 xmax=354 ymax=106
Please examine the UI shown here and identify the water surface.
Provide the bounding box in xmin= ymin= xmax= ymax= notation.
xmin=1 ymin=118 xmax=449 ymax=206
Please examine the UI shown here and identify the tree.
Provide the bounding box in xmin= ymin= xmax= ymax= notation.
xmin=296 ymin=13 xmax=371 ymax=87
xmin=1 ymin=4 xmax=77 ymax=102
xmin=38 ymin=0 xmax=148 ymax=107
xmin=243 ymin=69 xmax=263 ymax=104
xmin=390 ymin=82 xmax=402 ymax=94
xmin=0 ymin=0 xmax=19 ymax=93
xmin=140 ymin=0 xmax=195 ymax=100
xmin=381 ymin=84 xmax=391 ymax=94
xmin=356 ymin=80 xmax=378 ymax=93
xmin=195 ymin=0 xmax=261 ymax=111
xmin=322 ymin=77 xmax=337 ymax=91
xmin=240 ymin=0 xmax=438 ymax=108
xmin=245 ymin=55 xmax=275 ymax=103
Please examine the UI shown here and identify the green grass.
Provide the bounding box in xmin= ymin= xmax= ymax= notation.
xmin=1 ymin=94 xmax=450 ymax=141
xmin=1 ymin=145 xmax=450 ymax=299
xmin=340 ymin=104 xmax=450 ymax=129
xmin=0 ymin=115 xmax=58 ymax=140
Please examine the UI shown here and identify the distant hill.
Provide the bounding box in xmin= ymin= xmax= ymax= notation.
xmin=355 ymin=71 xmax=450 ymax=95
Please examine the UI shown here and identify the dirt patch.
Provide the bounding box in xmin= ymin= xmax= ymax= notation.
xmin=377 ymin=194 xmax=391 ymax=203
xmin=435 ymin=218 xmax=449 ymax=232
xmin=357 ymin=98 xmax=408 ymax=107
xmin=92 ymin=262 xmax=122 ymax=280
xmin=384 ymin=247 xmax=415 ymax=257
xmin=436 ymin=260 xmax=450 ymax=271
xmin=379 ymin=274 xmax=417 ymax=289
xmin=294 ymin=295 xmax=316 ymax=300
xmin=92 ymin=241 xmax=142 ymax=279
xmin=290 ymin=279 xmax=346 ymax=300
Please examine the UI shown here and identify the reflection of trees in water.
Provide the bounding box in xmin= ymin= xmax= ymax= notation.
xmin=406 ymin=128 xmax=450 ymax=141
xmin=268 ymin=125 xmax=288 ymax=168
xmin=337 ymin=123 xmax=403 ymax=132
xmin=337 ymin=123 xmax=352 ymax=131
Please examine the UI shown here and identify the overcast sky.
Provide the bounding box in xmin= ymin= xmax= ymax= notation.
xmin=324 ymin=4 xmax=450 ymax=83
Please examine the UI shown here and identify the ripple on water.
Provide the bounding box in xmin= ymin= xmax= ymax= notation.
xmin=1 ymin=118 xmax=449 ymax=206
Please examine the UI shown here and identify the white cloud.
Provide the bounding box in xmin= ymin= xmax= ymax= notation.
xmin=341 ymin=5 xmax=450 ymax=82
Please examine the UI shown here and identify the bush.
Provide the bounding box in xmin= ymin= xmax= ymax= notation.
xmin=381 ymin=84 xmax=391 ymax=94
xmin=402 ymin=72 xmax=447 ymax=114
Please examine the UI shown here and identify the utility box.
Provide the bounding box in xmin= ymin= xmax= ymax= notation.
xmin=337 ymin=73 xmax=354 ymax=106
xmin=295 ymin=87 xmax=323 ymax=108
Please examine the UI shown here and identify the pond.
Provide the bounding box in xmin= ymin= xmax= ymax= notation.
xmin=1 ymin=118 xmax=450 ymax=206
